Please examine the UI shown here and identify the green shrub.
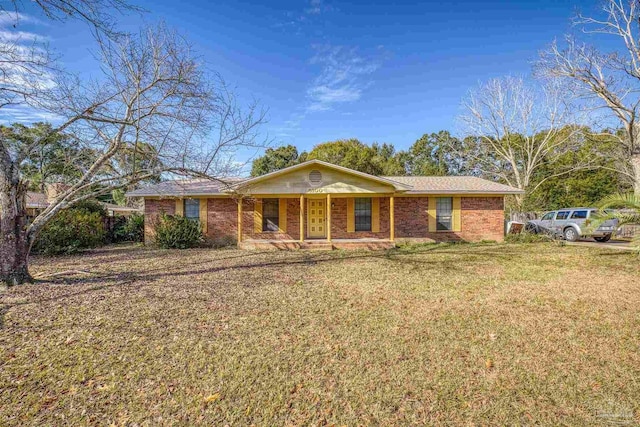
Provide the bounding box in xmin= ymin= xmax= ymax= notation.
xmin=154 ymin=214 xmax=203 ymax=249
xmin=505 ymin=230 xmax=553 ymax=244
xmin=112 ymin=213 xmax=144 ymax=242
xmin=33 ymin=201 xmax=107 ymax=255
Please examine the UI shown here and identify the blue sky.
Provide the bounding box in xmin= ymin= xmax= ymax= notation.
xmin=2 ymin=0 xmax=609 ymax=164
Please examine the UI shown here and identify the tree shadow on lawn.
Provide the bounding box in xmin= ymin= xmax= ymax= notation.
xmin=1 ymin=244 xmax=544 ymax=325
xmin=48 ymin=244 xmax=529 ymax=288
xmin=38 ymin=247 xmax=280 ymax=270
xmin=0 ymin=277 xmax=143 ymax=329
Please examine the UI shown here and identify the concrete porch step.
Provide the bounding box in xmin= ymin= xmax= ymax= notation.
xmin=238 ymin=239 xmax=396 ymax=251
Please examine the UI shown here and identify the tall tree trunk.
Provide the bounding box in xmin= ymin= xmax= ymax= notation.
xmin=632 ymin=154 xmax=640 ymax=196
xmin=0 ymin=179 xmax=33 ymax=286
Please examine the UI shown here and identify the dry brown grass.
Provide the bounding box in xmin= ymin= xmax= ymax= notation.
xmin=0 ymin=242 xmax=639 ymax=425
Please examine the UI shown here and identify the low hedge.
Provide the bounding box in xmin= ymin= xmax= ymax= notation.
xmin=33 ymin=200 xmax=107 ymax=255
xmin=154 ymin=214 xmax=204 ymax=249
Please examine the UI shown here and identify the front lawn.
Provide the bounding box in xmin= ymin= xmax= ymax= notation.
xmin=1 ymin=243 xmax=639 ymax=425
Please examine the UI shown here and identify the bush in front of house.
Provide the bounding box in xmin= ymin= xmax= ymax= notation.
xmin=154 ymin=213 xmax=203 ymax=249
xmin=112 ymin=213 xmax=144 ymax=242
xmin=504 ymin=230 xmax=553 ymax=244
xmin=33 ymin=200 xmax=107 ymax=255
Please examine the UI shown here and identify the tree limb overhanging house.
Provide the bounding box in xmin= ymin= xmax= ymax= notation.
xmin=127 ymin=160 xmax=523 ymax=249
xmin=22 ymin=184 xmax=142 ymax=220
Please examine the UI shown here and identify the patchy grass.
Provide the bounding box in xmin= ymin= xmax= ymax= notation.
xmin=0 ymin=243 xmax=639 ymax=425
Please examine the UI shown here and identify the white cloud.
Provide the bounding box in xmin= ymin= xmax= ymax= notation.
xmin=0 ymin=11 xmax=57 ymax=124
xmin=273 ymin=0 xmax=336 ymax=34
xmin=0 ymin=11 xmax=42 ymax=28
xmin=273 ymin=45 xmax=384 ymax=138
xmin=304 ymin=0 xmax=334 ymax=15
xmin=306 ymin=45 xmax=382 ymax=113
xmin=0 ymin=106 xmax=62 ymax=124
xmin=0 ymin=29 xmax=44 ymax=42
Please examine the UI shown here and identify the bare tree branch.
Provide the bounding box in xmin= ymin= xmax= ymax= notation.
xmin=538 ymin=0 xmax=640 ymax=194
xmin=458 ymin=76 xmax=586 ymax=209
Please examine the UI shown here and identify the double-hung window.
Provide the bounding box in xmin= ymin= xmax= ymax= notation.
xmin=184 ymin=199 xmax=200 ymax=221
xmin=262 ymin=199 xmax=279 ymax=232
xmin=355 ymin=198 xmax=372 ymax=231
xmin=436 ymin=197 xmax=453 ymax=231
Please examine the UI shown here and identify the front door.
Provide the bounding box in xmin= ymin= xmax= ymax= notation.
xmin=307 ymin=199 xmax=326 ymax=238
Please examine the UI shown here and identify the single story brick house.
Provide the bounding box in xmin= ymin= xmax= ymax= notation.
xmin=127 ymin=160 xmax=523 ymax=249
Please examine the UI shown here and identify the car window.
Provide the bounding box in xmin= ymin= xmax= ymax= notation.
xmin=570 ymin=210 xmax=588 ymax=219
xmin=555 ymin=211 xmax=570 ymax=220
xmin=541 ymin=212 xmax=555 ymax=221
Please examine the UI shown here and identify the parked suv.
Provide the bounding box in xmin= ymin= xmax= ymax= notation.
xmin=525 ymin=208 xmax=618 ymax=242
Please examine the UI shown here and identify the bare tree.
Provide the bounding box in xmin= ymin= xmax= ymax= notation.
xmin=0 ymin=25 xmax=267 ymax=285
xmin=4 ymin=0 xmax=142 ymax=36
xmin=0 ymin=0 xmax=141 ymax=108
xmin=458 ymin=76 xmax=585 ymax=209
xmin=538 ymin=0 xmax=640 ymax=195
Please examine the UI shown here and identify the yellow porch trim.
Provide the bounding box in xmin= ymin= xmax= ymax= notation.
xmin=253 ymin=199 xmax=262 ymax=233
xmin=299 ymin=195 xmax=304 ymax=242
xmin=371 ymin=197 xmax=380 ymax=233
xmin=278 ymin=198 xmax=287 ymax=232
xmin=428 ymin=197 xmax=437 ymax=232
xmin=247 ymin=192 xmax=396 ymax=198
xmin=199 ymin=198 xmax=208 ymax=234
xmin=237 ymin=198 xmax=243 ymax=243
xmin=390 ymin=196 xmax=395 ymax=241
xmin=453 ymin=197 xmax=461 ymax=232
xmin=175 ymin=198 xmax=184 ymax=216
xmin=346 ymin=198 xmax=355 ymax=233
xmin=327 ymin=194 xmax=332 ymax=242
xmin=392 ymin=193 xmax=506 ymax=198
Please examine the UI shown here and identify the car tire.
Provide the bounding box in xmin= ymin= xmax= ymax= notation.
xmin=594 ymin=234 xmax=612 ymax=243
xmin=563 ymin=227 xmax=579 ymax=242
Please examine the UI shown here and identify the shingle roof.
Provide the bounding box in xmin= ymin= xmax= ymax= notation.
xmin=126 ymin=174 xmax=523 ymax=197
xmin=382 ymin=176 xmax=523 ymax=194
xmin=125 ymin=178 xmax=245 ymax=197
xmin=27 ymin=192 xmax=49 ymax=208
xmin=102 ymin=203 xmax=143 ymax=212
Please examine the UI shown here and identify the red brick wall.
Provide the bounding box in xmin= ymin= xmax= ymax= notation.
xmin=460 ymin=196 xmax=505 ymax=242
xmin=206 ymin=198 xmax=238 ymax=241
xmin=394 ymin=196 xmax=505 ymax=242
xmin=144 ymin=199 xmax=175 ymax=244
xmin=395 ymin=197 xmax=429 ymax=239
xmin=144 ymin=195 xmax=504 ymax=244
xmin=241 ymin=198 xmax=301 ymax=240
xmin=330 ymin=197 xmax=390 ymax=239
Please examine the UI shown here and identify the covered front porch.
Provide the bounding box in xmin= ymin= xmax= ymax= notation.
xmin=236 ymin=193 xmax=397 ymax=248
